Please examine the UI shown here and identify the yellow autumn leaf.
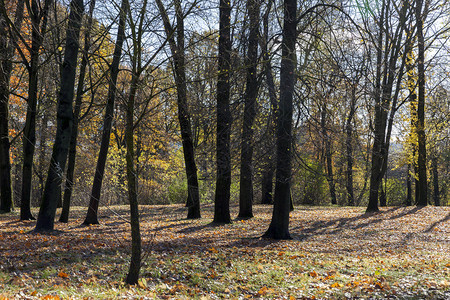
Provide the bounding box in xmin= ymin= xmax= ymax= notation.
xmin=330 ymin=282 xmax=343 ymax=288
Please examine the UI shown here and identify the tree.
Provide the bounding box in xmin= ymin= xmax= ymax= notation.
xmin=156 ymin=0 xmax=201 ymax=219
xmin=20 ymin=0 xmax=52 ymax=220
xmin=259 ymin=0 xmax=277 ymax=206
xmin=415 ymin=0 xmax=427 ymax=206
xmin=263 ymin=0 xmax=296 ymax=240
xmin=237 ymin=0 xmax=260 ymax=219
xmin=366 ymin=0 xmax=410 ymax=212
xmin=213 ymin=0 xmax=232 ymax=224
xmin=83 ymin=0 xmax=127 ymax=225
xmin=34 ymin=0 xmax=84 ymax=231
xmin=59 ymin=0 xmax=96 ymax=223
xmin=0 ymin=0 xmax=25 ymax=213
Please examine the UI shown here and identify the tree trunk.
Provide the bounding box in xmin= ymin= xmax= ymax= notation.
xmin=366 ymin=1 xmax=385 ymax=213
xmin=0 ymin=0 xmax=24 ymax=212
xmin=345 ymin=88 xmax=356 ymax=206
xmin=156 ymin=0 xmax=201 ymax=219
xmin=238 ymin=0 xmax=260 ymax=219
xmin=431 ymin=155 xmax=439 ymax=206
xmin=34 ymin=0 xmax=84 ymax=232
xmin=83 ymin=0 xmax=127 ymax=225
xmin=263 ymin=0 xmax=296 ymax=240
xmin=124 ymin=74 xmax=141 ymax=285
xmin=59 ymin=0 xmax=96 ymax=223
xmin=261 ymin=169 xmax=273 ymax=204
xmin=260 ymin=0 xmax=277 ymax=206
xmin=415 ymin=0 xmax=427 ymax=206
xmin=367 ymin=0 xmax=407 ymax=212
xmin=321 ymin=107 xmax=336 ymax=205
xmin=213 ymin=0 xmax=232 ymax=224
xmin=406 ymin=163 xmax=412 ymax=206
xmin=21 ymin=0 xmax=51 ymax=220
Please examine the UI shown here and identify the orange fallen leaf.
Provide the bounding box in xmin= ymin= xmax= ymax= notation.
xmin=309 ymin=271 xmax=318 ymax=277
xmin=258 ymin=286 xmax=268 ymax=295
xmin=57 ymin=272 xmax=69 ymax=278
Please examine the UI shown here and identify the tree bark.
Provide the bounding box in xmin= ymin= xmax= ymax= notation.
xmin=406 ymin=163 xmax=412 ymax=206
xmin=321 ymin=106 xmax=336 ymax=205
xmin=346 ymin=87 xmax=356 ymax=206
xmin=263 ymin=0 xmax=296 ymax=240
xmin=156 ymin=0 xmax=201 ymax=219
xmin=83 ymin=0 xmax=127 ymax=225
xmin=34 ymin=0 xmax=84 ymax=232
xmin=431 ymin=155 xmax=439 ymax=206
xmin=0 ymin=0 xmax=24 ymax=212
xmin=367 ymin=0 xmax=407 ymax=212
xmin=213 ymin=0 xmax=232 ymax=224
xmin=124 ymin=74 xmax=141 ymax=285
xmin=260 ymin=0 xmax=277 ymax=206
xmin=59 ymin=0 xmax=96 ymax=223
xmin=415 ymin=0 xmax=427 ymax=206
xmin=238 ymin=0 xmax=260 ymax=219
xmin=20 ymin=0 xmax=51 ymax=220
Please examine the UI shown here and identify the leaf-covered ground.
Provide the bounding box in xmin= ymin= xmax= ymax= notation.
xmin=0 ymin=205 xmax=449 ymax=299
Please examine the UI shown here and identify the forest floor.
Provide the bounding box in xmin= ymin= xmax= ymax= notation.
xmin=0 ymin=204 xmax=449 ymax=299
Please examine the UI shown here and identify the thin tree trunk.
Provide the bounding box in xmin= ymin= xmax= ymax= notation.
xmin=59 ymin=0 xmax=96 ymax=223
xmin=21 ymin=0 xmax=51 ymax=220
xmin=415 ymin=0 xmax=427 ymax=206
xmin=83 ymin=0 xmax=127 ymax=225
xmin=156 ymin=0 xmax=201 ymax=219
xmin=213 ymin=0 xmax=232 ymax=224
xmin=321 ymin=107 xmax=336 ymax=205
xmin=263 ymin=0 xmax=296 ymax=240
xmin=34 ymin=0 xmax=84 ymax=232
xmin=406 ymin=163 xmax=412 ymax=206
xmin=366 ymin=0 xmax=385 ymax=213
xmin=367 ymin=0 xmax=407 ymax=212
xmin=260 ymin=0 xmax=276 ymax=206
xmin=431 ymin=155 xmax=439 ymax=206
xmin=238 ymin=0 xmax=260 ymax=219
xmin=346 ymin=88 xmax=356 ymax=206
xmin=124 ymin=74 xmax=141 ymax=285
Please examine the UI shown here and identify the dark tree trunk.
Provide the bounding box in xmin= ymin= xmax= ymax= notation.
xmin=124 ymin=74 xmax=141 ymax=285
xmin=431 ymin=155 xmax=439 ymax=206
xmin=21 ymin=0 xmax=51 ymax=220
xmin=261 ymin=169 xmax=274 ymax=204
xmin=0 ymin=0 xmax=24 ymax=212
xmin=59 ymin=0 xmax=96 ymax=223
xmin=83 ymin=0 xmax=127 ymax=225
xmin=367 ymin=0 xmax=407 ymax=213
xmin=415 ymin=0 xmax=427 ymax=206
xmin=260 ymin=0 xmax=277 ymax=206
xmin=346 ymin=89 xmax=356 ymax=206
xmin=156 ymin=0 xmax=201 ymax=219
xmin=213 ymin=0 xmax=232 ymax=224
xmin=263 ymin=0 xmax=296 ymax=240
xmin=34 ymin=0 xmax=84 ymax=232
xmin=406 ymin=164 xmax=412 ymax=206
xmin=321 ymin=107 xmax=336 ymax=205
xmin=366 ymin=1 xmax=385 ymax=213
xmin=238 ymin=0 xmax=260 ymax=219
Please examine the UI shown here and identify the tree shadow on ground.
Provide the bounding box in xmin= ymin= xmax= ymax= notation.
xmin=424 ymin=211 xmax=450 ymax=233
xmin=290 ymin=207 xmax=402 ymax=237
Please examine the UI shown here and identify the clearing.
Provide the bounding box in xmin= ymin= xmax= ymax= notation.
xmin=0 ymin=205 xmax=449 ymax=299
